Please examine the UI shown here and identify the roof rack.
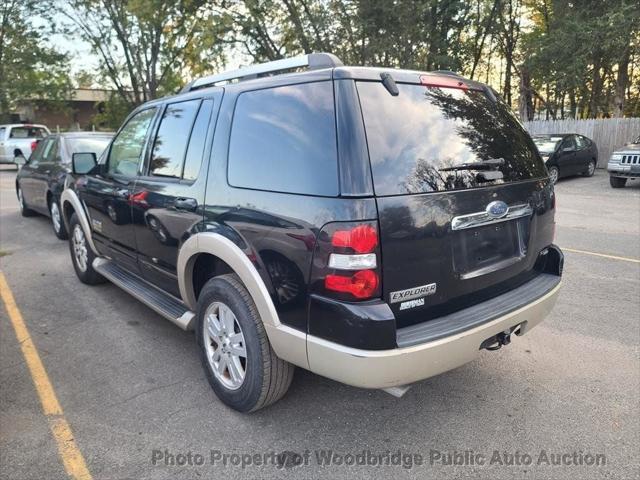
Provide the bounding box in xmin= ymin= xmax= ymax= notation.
xmin=181 ymin=52 xmax=343 ymax=93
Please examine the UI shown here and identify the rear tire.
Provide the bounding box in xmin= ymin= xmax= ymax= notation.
xmin=17 ymin=185 xmax=36 ymax=217
xmin=609 ymin=176 xmax=627 ymax=188
xmin=584 ymin=160 xmax=596 ymax=177
xmin=548 ymin=166 xmax=559 ymax=184
xmin=196 ymin=274 xmax=294 ymax=412
xmin=68 ymin=213 xmax=105 ymax=285
xmin=50 ymin=198 xmax=68 ymax=240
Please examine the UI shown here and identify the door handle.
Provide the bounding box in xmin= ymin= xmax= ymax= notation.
xmin=174 ymin=197 xmax=198 ymax=211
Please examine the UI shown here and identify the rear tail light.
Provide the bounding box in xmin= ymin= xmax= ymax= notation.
xmin=311 ymin=221 xmax=382 ymax=301
xmin=331 ymin=225 xmax=378 ymax=253
xmin=325 ymin=270 xmax=379 ymax=299
xmin=30 ymin=140 xmax=38 ymax=152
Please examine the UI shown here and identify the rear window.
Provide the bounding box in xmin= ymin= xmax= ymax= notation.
xmin=533 ymin=136 xmax=563 ymax=154
xmin=9 ymin=126 xmax=48 ymax=139
xmin=357 ymin=82 xmax=546 ymax=196
xmin=228 ymin=81 xmax=338 ymax=196
xmin=66 ymin=137 xmax=112 ymax=159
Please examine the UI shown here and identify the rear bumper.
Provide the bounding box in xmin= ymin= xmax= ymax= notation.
xmin=306 ymin=281 xmax=561 ymax=389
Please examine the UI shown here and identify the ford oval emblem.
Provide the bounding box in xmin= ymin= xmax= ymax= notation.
xmin=486 ymin=200 xmax=508 ymax=219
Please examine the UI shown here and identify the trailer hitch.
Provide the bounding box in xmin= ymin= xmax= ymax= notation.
xmin=480 ymin=327 xmax=518 ymax=351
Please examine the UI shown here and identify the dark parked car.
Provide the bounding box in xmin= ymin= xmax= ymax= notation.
xmin=607 ymin=134 xmax=640 ymax=188
xmin=532 ymin=133 xmax=598 ymax=184
xmin=16 ymin=132 xmax=113 ymax=239
xmin=60 ymin=53 xmax=563 ymax=412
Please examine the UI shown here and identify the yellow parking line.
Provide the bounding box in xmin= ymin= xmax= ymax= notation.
xmin=563 ymin=247 xmax=640 ymax=264
xmin=0 ymin=271 xmax=92 ymax=480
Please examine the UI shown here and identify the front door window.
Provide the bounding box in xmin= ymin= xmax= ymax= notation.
xmin=108 ymin=108 xmax=157 ymax=177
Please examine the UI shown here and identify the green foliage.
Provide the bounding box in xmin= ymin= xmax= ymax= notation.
xmin=521 ymin=0 xmax=640 ymax=118
xmin=64 ymin=0 xmax=226 ymax=108
xmin=0 ymin=0 xmax=72 ymax=121
xmin=92 ymin=93 xmax=132 ymax=130
xmin=21 ymin=0 xmax=636 ymax=122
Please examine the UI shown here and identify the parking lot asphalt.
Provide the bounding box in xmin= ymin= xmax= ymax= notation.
xmin=0 ymin=167 xmax=639 ymax=480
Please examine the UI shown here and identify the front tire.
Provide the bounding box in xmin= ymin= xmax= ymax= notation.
xmin=17 ymin=185 xmax=36 ymax=217
xmin=50 ymin=198 xmax=68 ymax=240
xmin=68 ymin=213 xmax=105 ymax=284
xmin=610 ymin=176 xmax=627 ymax=188
xmin=196 ymin=274 xmax=294 ymax=412
xmin=548 ymin=166 xmax=559 ymax=184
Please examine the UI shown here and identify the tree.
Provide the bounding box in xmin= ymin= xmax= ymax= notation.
xmin=63 ymin=0 xmax=226 ymax=108
xmin=521 ymin=0 xmax=640 ymax=119
xmin=0 ymin=0 xmax=71 ymax=121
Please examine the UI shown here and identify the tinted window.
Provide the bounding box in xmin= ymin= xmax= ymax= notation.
xmin=183 ymin=99 xmax=213 ymax=181
xmin=228 ymin=81 xmax=338 ymax=196
xmin=150 ymin=100 xmax=200 ymax=178
xmin=30 ymin=138 xmax=52 ymax=163
xmin=561 ymin=136 xmax=576 ymax=150
xmin=533 ymin=136 xmax=563 ymax=154
xmin=9 ymin=126 xmax=48 ymax=138
xmin=357 ymin=82 xmax=547 ymax=196
xmin=109 ymin=108 xmax=156 ymax=177
xmin=44 ymin=138 xmax=59 ymax=162
xmin=66 ymin=136 xmax=112 ymax=162
xmin=576 ymin=136 xmax=590 ymax=149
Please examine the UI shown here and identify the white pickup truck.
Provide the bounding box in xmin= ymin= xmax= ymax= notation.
xmin=0 ymin=124 xmax=50 ymax=165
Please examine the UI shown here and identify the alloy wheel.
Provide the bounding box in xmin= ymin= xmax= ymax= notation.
xmin=51 ymin=201 xmax=61 ymax=233
xmin=72 ymin=225 xmax=88 ymax=272
xmin=203 ymin=302 xmax=247 ymax=390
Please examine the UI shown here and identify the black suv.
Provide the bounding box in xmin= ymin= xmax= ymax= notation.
xmin=61 ymin=53 xmax=563 ymax=412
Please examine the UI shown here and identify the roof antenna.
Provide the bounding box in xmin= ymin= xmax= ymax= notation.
xmin=380 ymin=72 xmax=399 ymax=96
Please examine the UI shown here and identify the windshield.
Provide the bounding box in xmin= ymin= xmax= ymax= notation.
xmin=357 ymin=82 xmax=546 ymax=195
xmin=533 ymin=136 xmax=563 ymax=154
xmin=66 ymin=136 xmax=112 ymax=159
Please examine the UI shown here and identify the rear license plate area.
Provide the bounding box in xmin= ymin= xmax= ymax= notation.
xmin=452 ymin=218 xmax=529 ymax=278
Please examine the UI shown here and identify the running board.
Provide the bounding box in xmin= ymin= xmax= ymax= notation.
xmin=93 ymin=258 xmax=195 ymax=331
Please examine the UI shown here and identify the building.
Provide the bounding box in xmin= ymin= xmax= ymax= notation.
xmin=12 ymin=89 xmax=116 ymax=131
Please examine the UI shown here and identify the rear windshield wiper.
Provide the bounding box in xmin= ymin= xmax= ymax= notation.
xmin=439 ymin=157 xmax=505 ymax=171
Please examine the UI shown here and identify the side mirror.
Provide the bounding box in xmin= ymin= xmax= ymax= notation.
xmin=72 ymin=152 xmax=97 ymax=175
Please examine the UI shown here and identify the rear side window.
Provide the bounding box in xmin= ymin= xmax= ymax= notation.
xmin=150 ymin=100 xmax=201 ymax=178
xmin=228 ymin=81 xmax=338 ymax=196
xmin=30 ymin=137 xmax=53 ymax=163
xmin=43 ymin=138 xmax=59 ymax=162
xmin=183 ymin=99 xmax=214 ymax=181
xmin=9 ymin=126 xmax=47 ymax=139
xmin=576 ymin=136 xmax=590 ymax=149
xmin=357 ymin=82 xmax=546 ymax=195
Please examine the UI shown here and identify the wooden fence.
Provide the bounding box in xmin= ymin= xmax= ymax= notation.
xmin=523 ymin=118 xmax=640 ymax=168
